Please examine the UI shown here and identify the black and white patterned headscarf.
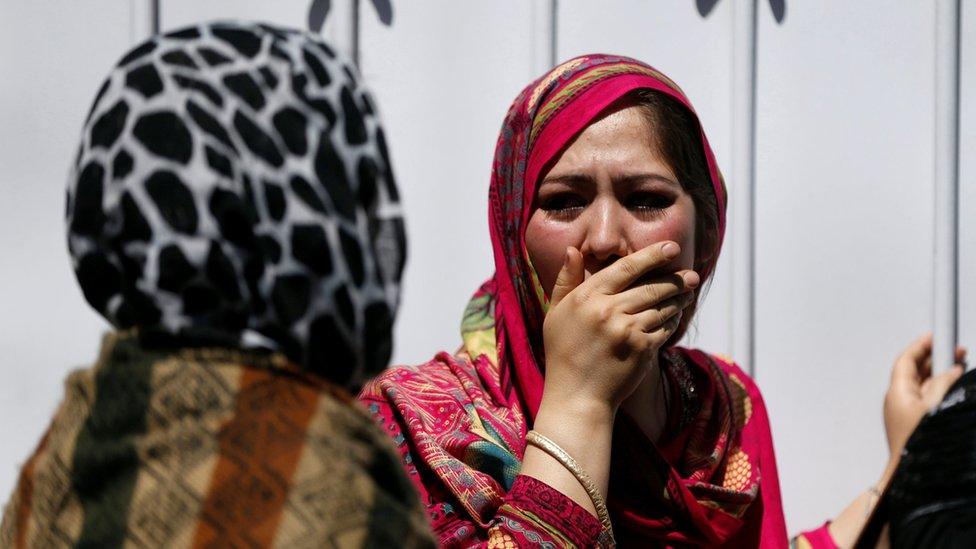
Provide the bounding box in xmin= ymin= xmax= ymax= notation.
xmin=66 ymin=21 xmax=406 ymax=389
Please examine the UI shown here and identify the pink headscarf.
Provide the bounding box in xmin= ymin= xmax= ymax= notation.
xmin=488 ymin=54 xmax=727 ymax=420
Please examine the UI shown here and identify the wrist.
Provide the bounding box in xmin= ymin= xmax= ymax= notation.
xmin=538 ymin=392 xmax=616 ymax=427
xmin=528 ymin=390 xmax=616 ymax=517
xmin=878 ymin=455 xmax=900 ymax=488
xmin=534 ymin=393 xmax=615 ymax=451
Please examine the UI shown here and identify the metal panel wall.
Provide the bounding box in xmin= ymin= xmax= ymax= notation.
xmin=754 ymin=2 xmax=938 ymax=531
xmin=162 ymin=1 xmax=308 ymax=30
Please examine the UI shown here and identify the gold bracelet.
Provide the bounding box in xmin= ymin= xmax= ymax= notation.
xmin=525 ymin=430 xmax=614 ymax=537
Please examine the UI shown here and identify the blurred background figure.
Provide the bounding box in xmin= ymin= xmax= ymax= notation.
xmin=858 ymin=345 xmax=975 ymax=549
xmin=885 ymin=369 xmax=976 ymax=548
xmin=0 ymin=21 xmax=432 ymax=548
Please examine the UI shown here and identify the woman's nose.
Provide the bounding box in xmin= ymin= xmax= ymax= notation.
xmin=580 ymin=201 xmax=628 ymax=266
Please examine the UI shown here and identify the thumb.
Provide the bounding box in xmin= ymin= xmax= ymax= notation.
xmin=549 ymin=246 xmax=584 ymax=309
xmin=923 ymin=365 xmax=965 ymax=409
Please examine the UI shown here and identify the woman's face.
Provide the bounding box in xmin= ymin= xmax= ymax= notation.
xmin=526 ymin=104 xmax=697 ymax=296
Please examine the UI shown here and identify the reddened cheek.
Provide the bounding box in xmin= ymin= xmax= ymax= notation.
xmin=630 ymin=217 xmax=696 ymax=270
xmin=526 ymin=214 xmax=582 ymax=297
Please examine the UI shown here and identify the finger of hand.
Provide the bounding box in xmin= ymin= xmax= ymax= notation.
xmin=632 ymin=292 xmax=692 ymax=332
xmin=595 ymin=241 xmax=681 ymax=294
xmin=921 ymin=365 xmax=965 ymax=408
xmin=956 ymin=346 xmax=968 ymax=364
xmin=921 ymin=356 xmax=933 ymax=381
xmin=890 ymin=333 xmax=933 ymax=389
xmin=617 ymin=271 xmax=696 ymax=313
xmin=641 ymin=309 xmax=683 ymax=348
xmin=550 ymin=246 xmax=585 ymax=309
xmin=901 ymin=332 xmax=934 ymax=363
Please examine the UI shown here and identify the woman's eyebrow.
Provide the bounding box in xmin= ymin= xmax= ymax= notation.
xmin=617 ymin=173 xmax=680 ymax=187
xmin=541 ymin=172 xmax=679 ymax=188
xmin=539 ymin=174 xmax=594 ymax=187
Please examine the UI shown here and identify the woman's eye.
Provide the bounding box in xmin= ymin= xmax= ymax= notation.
xmin=627 ymin=192 xmax=673 ymax=212
xmin=540 ymin=194 xmax=586 ymax=216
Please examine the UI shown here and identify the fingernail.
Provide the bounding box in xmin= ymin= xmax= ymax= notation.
xmin=683 ymin=271 xmax=700 ymax=288
xmin=662 ymin=242 xmax=679 ymax=258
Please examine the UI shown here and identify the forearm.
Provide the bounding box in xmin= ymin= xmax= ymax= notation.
xmin=519 ymin=393 xmax=616 ymax=519
xmin=826 ymin=458 xmax=898 ymax=547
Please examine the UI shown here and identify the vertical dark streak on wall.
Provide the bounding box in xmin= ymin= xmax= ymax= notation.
xmin=151 ymin=0 xmax=160 ymax=34
xmin=352 ymin=0 xmax=361 ymax=67
xmin=550 ymin=0 xmax=559 ymax=67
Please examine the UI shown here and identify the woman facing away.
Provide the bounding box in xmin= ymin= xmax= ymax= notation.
xmin=359 ymin=55 xmax=965 ymax=547
xmin=1 ymin=21 xmax=434 ymax=548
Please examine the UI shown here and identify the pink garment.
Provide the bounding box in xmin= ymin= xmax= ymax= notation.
xmin=360 ymin=309 xmax=789 ymax=545
xmin=361 ymin=348 xmax=607 ymax=545
xmin=793 ymin=523 xmax=838 ymax=549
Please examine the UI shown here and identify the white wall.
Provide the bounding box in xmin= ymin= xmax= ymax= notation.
xmin=0 ymin=0 xmax=970 ymax=537
xmin=755 ymin=2 xmax=939 ymax=531
xmin=960 ymin=0 xmax=976 ymax=362
xmin=0 ymin=0 xmax=133 ymax=510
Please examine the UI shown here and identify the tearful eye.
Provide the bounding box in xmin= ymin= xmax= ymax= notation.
xmin=539 ymin=193 xmax=586 ymax=218
xmin=627 ymin=192 xmax=674 ymax=212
